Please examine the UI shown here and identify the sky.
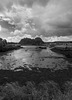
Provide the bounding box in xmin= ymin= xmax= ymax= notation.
xmin=0 ymin=0 xmax=72 ymax=42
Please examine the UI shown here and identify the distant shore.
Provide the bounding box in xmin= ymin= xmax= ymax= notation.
xmin=0 ymin=44 xmax=23 ymax=52
xmin=50 ymin=45 xmax=72 ymax=58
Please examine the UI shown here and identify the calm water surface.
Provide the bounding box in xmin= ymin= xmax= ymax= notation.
xmin=0 ymin=46 xmax=72 ymax=71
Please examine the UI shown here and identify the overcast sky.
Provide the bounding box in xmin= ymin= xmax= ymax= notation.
xmin=0 ymin=0 xmax=72 ymax=42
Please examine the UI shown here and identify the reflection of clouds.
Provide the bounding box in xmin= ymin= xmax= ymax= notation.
xmin=13 ymin=49 xmax=31 ymax=59
xmin=22 ymin=58 xmax=27 ymax=63
xmin=0 ymin=47 xmax=72 ymax=71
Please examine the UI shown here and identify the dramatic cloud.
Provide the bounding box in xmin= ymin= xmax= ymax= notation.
xmin=0 ymin=0 xmax=72 ymax=42
xmin=32 ymin=0 xmax=72 ymax=36
xmin=0 ymin=0 xmax=49 ymax=9
xmin=7 ymin=34 xmax=33 ymax=42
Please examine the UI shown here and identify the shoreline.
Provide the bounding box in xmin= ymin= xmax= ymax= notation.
xmin=51 ymin=46 xmax=72 ymax=58
xmin=0 ymin=44 xmax=23 ymax=52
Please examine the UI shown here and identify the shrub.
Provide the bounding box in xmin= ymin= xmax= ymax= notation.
xmin=1 ymin=80 xmax=72 ymax=100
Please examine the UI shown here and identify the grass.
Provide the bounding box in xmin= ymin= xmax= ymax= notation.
xmin=0 ymin=67 xmax=71 ymax=100
xmin=0 ymin=80 xmax=72 ymax=100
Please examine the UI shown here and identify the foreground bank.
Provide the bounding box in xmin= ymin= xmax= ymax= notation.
xmin=0 ymin=67 xmax=72 ymax=100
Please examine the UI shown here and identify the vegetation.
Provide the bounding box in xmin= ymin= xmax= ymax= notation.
xmin=19 ymin=37 xmax=44 ymax=45
xmin=0 ymin=38 xmax=7 ymax=48
xmin=0 ymin=37 xmax=72 ymax=100
xmin=0 ymin=38 xmax=22 ymax=52
xmin=0 ymin=67 xmax=71 ymax=100
xmin=0 ymin=80 xmax=72 ymax=100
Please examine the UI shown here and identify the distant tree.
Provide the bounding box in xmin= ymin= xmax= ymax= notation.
xmin=0 ymin=38 xmax=3 ymax=48
xmin=35 ymin=37 xmax=44 ymax=45
xmin=3 ymin=39 xmax=7 ymax=46
xmin=19 ymin=37 xmax=44 ymax=45
xmin=0 ymin=39 xmax=7 ymax=48
xmin=0 ymin=38 xmax=2 ymax=41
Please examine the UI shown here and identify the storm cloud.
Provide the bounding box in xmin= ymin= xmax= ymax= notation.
xmin=0 ymin=0 xmax=72 ymax=42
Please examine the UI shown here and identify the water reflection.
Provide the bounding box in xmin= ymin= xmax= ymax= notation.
xmin=0 ymin=46 xmax=72 ymax=71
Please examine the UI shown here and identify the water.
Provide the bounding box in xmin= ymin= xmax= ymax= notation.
xmin=0 ymin=46 xmax=72 ymax=71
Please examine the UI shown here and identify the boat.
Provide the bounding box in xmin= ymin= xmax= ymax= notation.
xmin=50 ymin=46 xmax=72 ymax=58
